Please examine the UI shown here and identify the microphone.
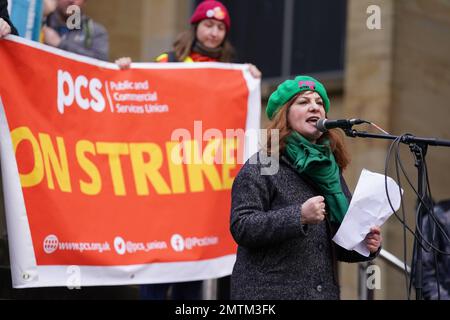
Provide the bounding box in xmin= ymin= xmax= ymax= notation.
xmin=316 ymin=118 xmax=367 ymax=132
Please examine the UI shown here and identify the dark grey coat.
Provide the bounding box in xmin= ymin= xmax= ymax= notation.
xmin=230 ymin=152 xmax=377 ymax=300
xmin=422 ymin=200 xmax=450 ymax=300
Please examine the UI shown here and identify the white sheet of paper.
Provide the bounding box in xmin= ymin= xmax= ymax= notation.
xmin=332 ymin=169 xmax=403 ymax=257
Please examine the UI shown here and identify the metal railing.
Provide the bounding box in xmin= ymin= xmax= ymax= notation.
xmin=358 ymin=248 xmax=411 ymax=300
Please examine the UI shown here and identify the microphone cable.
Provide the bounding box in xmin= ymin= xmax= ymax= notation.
xmin=369 ymin=121 xmax=390 ymax=135
xmin=346 ymin=120 xmax=447 ymax=299
xmin=382 ymin=133 xmax=450 ymax=299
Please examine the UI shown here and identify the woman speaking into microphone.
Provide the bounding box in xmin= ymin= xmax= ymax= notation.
xmin=229 ymin=75 xmax=382 ymax=300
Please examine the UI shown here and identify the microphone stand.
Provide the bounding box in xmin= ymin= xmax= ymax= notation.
xmin=342 ymin=128 xmax=450 ymax=300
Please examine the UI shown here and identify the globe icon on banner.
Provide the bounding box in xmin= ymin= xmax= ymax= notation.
xmin=43 ymin=235 xmax=59 ymax=254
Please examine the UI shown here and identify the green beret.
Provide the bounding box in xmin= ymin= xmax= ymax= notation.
xmin=266 ymin=75 xmax=330 ymax=120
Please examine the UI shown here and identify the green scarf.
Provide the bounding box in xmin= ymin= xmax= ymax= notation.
xmin=285 ymin=131 xmax=349 ymax=223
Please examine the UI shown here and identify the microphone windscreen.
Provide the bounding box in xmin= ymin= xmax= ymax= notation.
xmin=316 ymin=118 xmax=328 ymax=132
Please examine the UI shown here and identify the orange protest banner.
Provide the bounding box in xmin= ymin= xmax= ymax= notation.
xmin=0 ymin=36 xmax=260 ymax=288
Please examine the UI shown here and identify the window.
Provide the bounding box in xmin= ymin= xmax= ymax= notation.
xmin=194 ymin=0 xmax=347 ymax=79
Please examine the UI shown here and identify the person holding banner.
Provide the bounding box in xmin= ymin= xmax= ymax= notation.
xmin=229 ymin=75 xmax=382 ymax=299
xmin=116 ymin=0 xmax=260 ymax=300
xmin=43 ymin=0 xmax=109 ymax=61
xmin=0 ymin=0 xmax=18 ymax=37
xmin=115 ymin=0 xmax=261 ymax=78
